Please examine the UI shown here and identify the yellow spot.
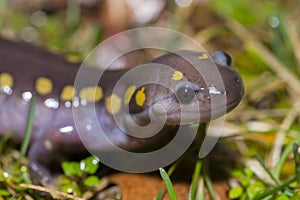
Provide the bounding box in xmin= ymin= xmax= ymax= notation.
xmin=106 ymin=94 xmax=121 ymax=114
xmin=36 ymin=77 xmax=53 ymax=95
xmin=136 ymin=87 xmax=146 ymax=107
xmin=0 ymin=73 xmax=13 ymax=88
xmin=44 ymin=140 xmax=53 ymax=150
xmin=79 ymin=86 xmax=103 ymax=102
xmin=61 ymin=85 xmax=76 ymax=101
xmin=65 ymin=54 xmax=81 ymax=63
xmin=124 ymin=85 xmax=137 ymax=105
xmin=172 ymin=71 xmax=183 ymax=81
xmin=198 ymin=53 xmax=208 ymax=59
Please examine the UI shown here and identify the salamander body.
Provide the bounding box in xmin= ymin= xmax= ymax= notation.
xmin=0 ymin=39 xmax=244 ymax=183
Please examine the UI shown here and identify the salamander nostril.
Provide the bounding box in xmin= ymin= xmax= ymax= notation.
xmin=235 ymin=77 xmax=241 ymax=84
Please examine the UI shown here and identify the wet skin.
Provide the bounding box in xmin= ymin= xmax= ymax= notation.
xmin=0 ymin=39 xmax=244 ymax=183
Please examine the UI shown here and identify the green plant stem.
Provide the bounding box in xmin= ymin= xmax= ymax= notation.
xmin=254 ymin=152 xmax=279 ymax=185
xmin=273 ymin=136 xmax=300 ymax=179
xmin=155 ymin=189 xmax=165 ymax=200
xmin=196 ymin=177 xmax=205 ymax=200
xmin=188 ymin=159 xmax=203 ymax=200
xmin=203 ymin=160 xmax=215 ymax=200
xmin=293 ymin=143 xmax=300 ymax=183
xmin=159 ymin=168 xmax=178 ymax=200
xmin=20 ymin=95 xmax=36 ymax=158
xmin=0 ymin=130 xmax=14 ymax=150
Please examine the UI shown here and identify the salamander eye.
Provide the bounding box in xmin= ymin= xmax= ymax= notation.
xmin=175 ymin=81 xmax=199 ymax=103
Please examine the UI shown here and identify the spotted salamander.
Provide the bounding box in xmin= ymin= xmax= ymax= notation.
xmin=0 ymin=38 xmax=244 ymax=183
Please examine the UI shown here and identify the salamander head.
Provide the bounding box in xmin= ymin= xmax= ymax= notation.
xmin=128 ymin=50 xmax=244 ymax=125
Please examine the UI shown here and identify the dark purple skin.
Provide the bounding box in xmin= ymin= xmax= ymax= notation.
xmin=0 ymin=39 xmax=244 ymax=184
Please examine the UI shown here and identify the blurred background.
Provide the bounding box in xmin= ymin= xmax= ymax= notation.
xmin=1 ymin=0 xmax=300 ymax=199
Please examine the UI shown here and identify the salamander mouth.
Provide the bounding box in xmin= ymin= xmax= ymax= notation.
xmin=129 ymin=87 xmax=243 ymax=127
xmin=148 ymin=96 xmax=243 ymax=125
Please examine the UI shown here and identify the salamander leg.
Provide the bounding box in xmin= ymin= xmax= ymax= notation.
xmin=28 ymin=127 xmax=85 ymax=184
xmin=29 ymin=138 xmax=61 ymax=184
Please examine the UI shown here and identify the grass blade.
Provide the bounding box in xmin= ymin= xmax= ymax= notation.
xmin=159 ymin=168 xmax=178 ymax=200
xmin=20 ymin=95 xmax=36 ymax=158
xmin=188 ymin=159 xmax=202 ymax=200
xmin=204 ymin=173 xmax=215 ymax=200
xmin=273 ymin=136 xmax=300 ymax=178
xmin=155 ymin=189 xmax=165 ymax=200
xmin=253 ymin=178 xmax=296 ymax=200
xmin=0 ymin=130 xmax=14 ymax=150
xmin=254 ymin=152 xmax=279 ymax=185
xmin=195 ymin=177 xmax=205 ymax=200
xmin=293 ymin=143 xmax=300 ymax=183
